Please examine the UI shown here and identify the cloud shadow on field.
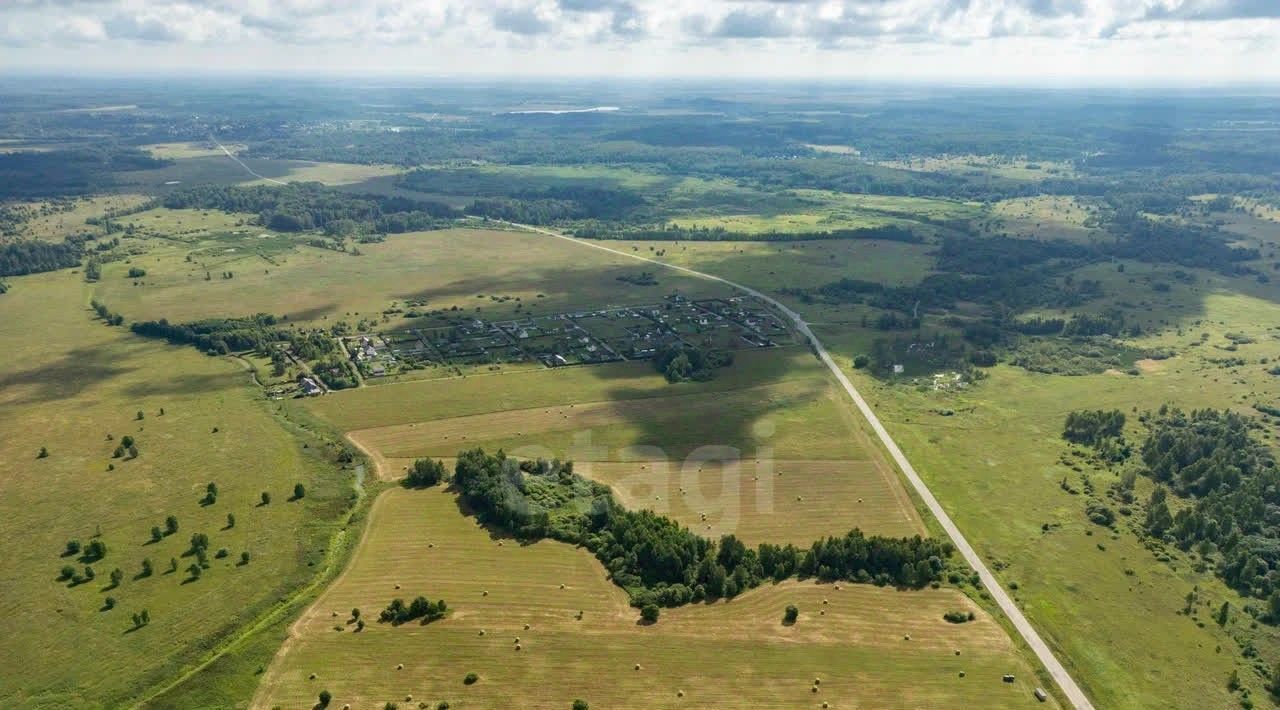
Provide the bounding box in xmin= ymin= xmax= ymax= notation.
xmin=120 ymin=369 xmax=244 ymax=399
xmin=0 ymin=345 xmax=137 ymax=406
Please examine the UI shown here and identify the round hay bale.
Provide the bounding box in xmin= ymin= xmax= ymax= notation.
xmin=634 ymin=664 xmax=641 ymax=670
xmin=515 ymin=644 xmax=522 ymax=651
xmin=428 ymin=543 xmax=434 ymax=548
xmin=396 ymin=663 xmax=404 ymax=670
xmin=482 ymin=590 xmax=489 ymax=596
xmin=811 ymin=685 xmax=819 ymax=693
xmin=395 ymin=584 xmax=401 ymax=590
xmin=405 ymin=694 xmax=413 ymax=701
xmin=822 ymin=599 xmax=829 ymax=605
xmin=308 ymin=673 xmax=317 ymax=680
xmin=677 ymin=690 xmax=684 ymax=698
xmin=819 ymin=610 xmax=825 ymax=616
xmin=331 ymin=611 xmax=338 ymax=617
xmin=343 ymin=705 xmax=351 ymax=710
xmin=514 ymin=637 xmax=521 ymax=643
xmin=904 ymin=634 xmax=911 ymax=641
xmin=814 ymin=678 xmax=821 ymax=685
xmin=955 ymin=649 xmax=961 ymax=656
xmin=498 ymin=541 xmax=504 ymax=547
xmin=823 ymin=703 xmax=829 ymax=709
xmin=560 ymin=583 xmax=566 ymax=589
xmin=524 ymin=623 xmax=531 ymax=630
xmin=479 ymin=629 xmax=486 ymax=636
xmin=959 ymin=671 xmax=966 ymax=678
xmin=857 ymin=498 xmax=863 ymax=503
xmin=834 ymin=584 xmax=842 ymax=590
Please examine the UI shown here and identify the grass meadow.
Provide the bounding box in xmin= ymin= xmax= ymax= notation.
xmin=93 ymin=227 xmax=733 ymax=328
xmin=813 ymin=284 xmax=1280 ymax=708
xmin=0 ymin=270 xmax=354 ymax=708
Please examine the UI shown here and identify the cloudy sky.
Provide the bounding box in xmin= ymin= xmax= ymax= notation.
xmin=1 ymin=0 xmax=1278 ymax=83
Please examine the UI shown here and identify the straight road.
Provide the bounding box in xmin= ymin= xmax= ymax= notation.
xmin=505 ymin=220 xmax=1095 ymax=710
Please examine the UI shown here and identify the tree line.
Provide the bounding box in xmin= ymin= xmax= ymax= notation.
xmin=161 ymin=183 xmax=459 ymax=235
xmin=451 ymin=449 xmax=953 ymax=611
xmin=574 ymin=223 xmax=923 ymax=243
xmin=130 ymin=313 xmax=336 ymax=359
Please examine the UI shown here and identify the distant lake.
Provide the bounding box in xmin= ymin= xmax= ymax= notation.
xmin=501 ymin=106 xmax=621 ymax=115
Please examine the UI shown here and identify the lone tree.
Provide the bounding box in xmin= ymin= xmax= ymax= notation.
xmin=573 ymin=701 xmax=589 ymax=710
xmin=140 ymin=558 xmax=153 ymax=577
xmin=318 ymin=690 xmax=332 ymax=707
xmin=63 ymin=540 xmax=81 ymax=557
xmin=292 ymin=483 xmax=306 ymax=500
xmin=37 ymin=446 xmax=49 ymax=459
xmin=150 ymin=526 xmax=163 ymax=543
xmin=164 ymin=515 xmax=179 ymax=536
xmin=225 ymin=513 xmax=236 ymax=529
xmin=640 ymin=603 xmax=660 ymax=624
xmin=239 ymin=551 xmax=250 ymax=565
xmin=783 ymin=605 xmax=799 ymax=625
xmin=260 ymin=491 xmax=271 ymax=506
xmin=108 ymin=568 xmax=123 ymax=588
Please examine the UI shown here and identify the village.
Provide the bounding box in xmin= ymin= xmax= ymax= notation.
xmin=332 ymin=294 xmax=795 ymax=383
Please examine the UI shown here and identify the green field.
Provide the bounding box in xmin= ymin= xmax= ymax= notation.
xmin=92 ymin=227 xmax=733 ymax=328
xmin=809 ymin=287 xmax=1280 ymax=708
xmin=254 ymin=485 xmax=1055 ymax=710
xmin=0 ymin=270 xmax=353 ymax=708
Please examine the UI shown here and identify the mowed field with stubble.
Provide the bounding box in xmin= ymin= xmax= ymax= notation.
xmin=336 ymin=345 xmax=925 ymax=544
xmin=253 ymin=486 xmax=1054 ymax=710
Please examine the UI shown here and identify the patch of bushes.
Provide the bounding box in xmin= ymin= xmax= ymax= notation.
xmin=379 ymin=596 xmax=447 ymax=625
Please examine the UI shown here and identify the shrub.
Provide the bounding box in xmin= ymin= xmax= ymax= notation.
xmin=783 ymin=605 xmax=799 ymax=624
xmin=640 ymin=603 xmax=660 ymax=624
xmin=318 ymin=690 xmax=332 ymax=707
xmin=573 ymin=701 xmax=589 ymax=710
xmin=853 ymin=355 xmax=870 ymax=369
xmin=1085 ymin=502 xmax=1116 ymax=527
xmin=463 ymin=672 xmax=479 ymax=685
xmin=943 ymin=610 xmax=975 ymax=624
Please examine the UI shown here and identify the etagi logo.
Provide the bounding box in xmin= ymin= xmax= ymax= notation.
xmin=505 ymin=418 xmax=777 ymax=537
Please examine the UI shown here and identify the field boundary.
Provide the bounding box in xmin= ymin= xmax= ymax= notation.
xmin=500 ymin=220 xmax=1096 ymax=710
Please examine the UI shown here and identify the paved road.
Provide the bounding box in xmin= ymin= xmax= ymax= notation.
xmin=507 ymin=220 xmax=1096 ymax=710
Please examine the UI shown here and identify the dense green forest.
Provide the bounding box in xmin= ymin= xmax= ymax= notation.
xmin=1138 ymin=409 xmax=1280 ymax=607
xmin=0 ymin=239 xmax=83 ymax=277
xmin=0 ymin=146 xmax=167 ymax=200
xmin=452 ymin=449 xmax=953 ymax=610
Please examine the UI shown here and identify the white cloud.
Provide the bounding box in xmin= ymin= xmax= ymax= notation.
xmin=0 ymin=0 xmax=1275 ymax=81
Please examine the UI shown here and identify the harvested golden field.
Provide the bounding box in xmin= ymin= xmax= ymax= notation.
xmin=253 ymin=486 xmax=1055 ymax=710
